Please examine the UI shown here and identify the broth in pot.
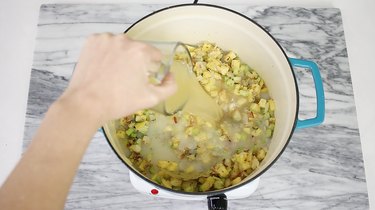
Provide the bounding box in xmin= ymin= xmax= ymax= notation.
xmin=115 ymin=42 xmax=276 ymax=192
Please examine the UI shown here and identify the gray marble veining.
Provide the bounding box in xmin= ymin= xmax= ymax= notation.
xmin=23 ymin=4 xmax=368 ymax=209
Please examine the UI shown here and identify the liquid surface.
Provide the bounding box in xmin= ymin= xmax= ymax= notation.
xmin=166 ymin=62 xmax=223 ymax=122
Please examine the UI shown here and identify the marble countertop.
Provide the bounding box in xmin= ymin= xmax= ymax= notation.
xmin=17 ymin=3 xmax=368 ymax=209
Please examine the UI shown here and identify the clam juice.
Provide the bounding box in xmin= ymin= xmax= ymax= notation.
xmin=165 ymin=61 xmax=223 ymax=122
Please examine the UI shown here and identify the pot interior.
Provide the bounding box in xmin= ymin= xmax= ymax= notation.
xmin=103 ymin=4 xmax=298 ymax=193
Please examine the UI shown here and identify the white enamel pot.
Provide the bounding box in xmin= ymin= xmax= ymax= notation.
xmin=102 ymin=4 xmax=325 ymax=210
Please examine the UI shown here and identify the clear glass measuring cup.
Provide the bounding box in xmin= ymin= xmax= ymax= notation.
xmin=146 ymin=41 xmax=194 ymax=115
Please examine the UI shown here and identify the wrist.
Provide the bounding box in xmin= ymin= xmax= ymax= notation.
xmin=53 ymin=89 xmax=104 ymax=129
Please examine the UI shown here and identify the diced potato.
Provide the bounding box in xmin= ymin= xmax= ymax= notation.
xmin=264 ymin=101 xmax=270 ymax=113
xmin=258 ymin=98 xmax=267 ymax=108
xmin=248 ymin=91 xmax=255 ymax=102
xmin=151 ymin=174 xmax=161 ymax=184
xmin=224 ymin=178 xmax=231 ymax=187
xmin=251 ymin=84 xmax=261 ymax=95
xmin=251 ymin=157 xmax=260 ymax=169
xmin=194 ymin=62 xmax=207 ymax=75
xmin=234 ymin=152 xmax=253 ymax=171
xmin=233 ymin=84 xmax=241 ymax=95
xmin=251 ymin=128 xmax=262 ymax=137
xmin=213 ymin=72 xmax=222 ymax=80
xmin=170 ymin=177 xmax=182 ymax=187
xmin=142 ymin=136 xmax=150 ymax=145
xmin=213 ymin=179 xmax=225 ymax=190
xmin=248 ymin=71 xmax=258 ymax=79
xmin=265 ymin=128 xmax=272 ymax=138
xmin=213 ymin=163 xmax=230 ymax=178
xmin=148 ymin=113 xmax=156 ymax=121
xmin=231 ymin=59 xmax=241 ymax=70
xmin=167 ymin=162 xmax=178 ymax=172
xmin=171 ymin=137 xmax=180 ymax=149
xmin=239 ymin=90 xmax=249 ymax=97
xmin=135 ymin=121 xmax=148 ymax=134
xmin=230 ymin=163 xmax=240 ymax=179
xmin=256 ymin=149 xmax=266 ymax=161
xmin=202 ymin=43 xmax=213 ymax=52
xmin=225 ymin=78 xmax=235 ymax=87
xmin=239 ymin=160 xmax=251 ymax=171
xmin=157 ymin=160 xmax=178 ymax=172
xmin=231 ymin=177 xmax=242 ymax=185
xmin=207 ymin=60 xmax=221 ymax=72
xmin=258 ymin=79 xmax=264 ymax=88
xmin=200 ymin=78 xmax=209 ymax=85
xmin=223 ymin=51 xmax=237 ymax=63
xmin=135 ymin=115 xmax=146 ymax=122
xmin=233 ymin=67 xmax=240 ymax=76
xmin=203 ymin=71 xmax=211 ymax=78
xmin=240 ymin=64 xmax=250 ymax=72
xmin=218 ymin=64 xmax=230 ymax=75
xmin=204 ymin=81 xmax=217 ymax=91
xmin=198 ymin=177 xmax=206 ymax=184
xmin=199 ymin=177 xmax=215 ymax=192
xmin=161 ymin=178 xmax=172 ymax=189
xmin=269 ymin=99 xmax=275 ymax=111
xmin=157 ymin=160 xmax=169 ymax=169
xmin=135 ymin=111 xmax=144 ymax=116
xmin=182 ymin=181 xmax=197 ymax=192
xmin=116 ymin=130 xmax=126 ymax=139
xmin=250 ymin=103 xmax=260 ymax=113
xmin=129 ymin=145 xmax=141 ymax=153
xmin=263 ymin=112 xmax=270 ymax=120
xmin=119 ymin=117 xmax=127 ymax=126
xmin=233 ymin=76 xmax=242 ymax=83
xmin=184 ymin=164 xmax=195 ymax=173
xmin=138 ymin=159 xmax=149 ymax=171
xmin=149 ymin=166 xmax=156 ymax=174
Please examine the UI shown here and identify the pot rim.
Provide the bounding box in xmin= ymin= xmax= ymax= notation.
xmin=103 ymin=3 xmax=300 ymax=196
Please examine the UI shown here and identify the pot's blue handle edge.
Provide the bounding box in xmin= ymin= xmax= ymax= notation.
xmin=289 ymin=58 xmax=325 ymax=129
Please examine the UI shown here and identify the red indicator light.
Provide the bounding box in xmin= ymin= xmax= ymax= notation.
xmin=151 ymin=189 xmax=159 ymax=195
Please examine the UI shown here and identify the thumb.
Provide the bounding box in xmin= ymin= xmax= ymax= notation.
xmin=151 ymin=73 xmax=178 ymax=101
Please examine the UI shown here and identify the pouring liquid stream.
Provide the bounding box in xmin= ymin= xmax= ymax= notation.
xmin=165 ymin=61 xmax=223 ymax=122
xmin=145 ymin=61 xmax=225 ymax=177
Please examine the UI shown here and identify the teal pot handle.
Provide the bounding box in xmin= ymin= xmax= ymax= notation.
xmin=289 ymin=58 xmax=325 ymax=129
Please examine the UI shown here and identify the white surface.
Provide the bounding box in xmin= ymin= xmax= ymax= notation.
xmin=0 ymin=0 xmax=374 ymax=208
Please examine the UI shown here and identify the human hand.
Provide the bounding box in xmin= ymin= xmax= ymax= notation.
xmin=59 ymin=33 xmax=177 ymax=125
